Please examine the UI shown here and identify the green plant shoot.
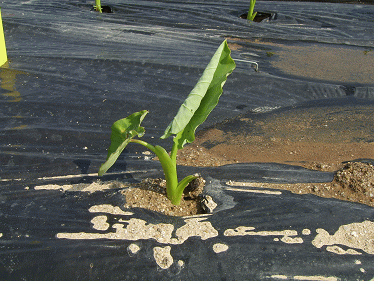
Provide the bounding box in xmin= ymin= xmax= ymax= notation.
xmin=94 ymin=0 xmax=102 ymax=13
xmin=247 ymin=0 xmax=257 ymax=21
xmin=98 ymin=40 xmax=236 ymax=205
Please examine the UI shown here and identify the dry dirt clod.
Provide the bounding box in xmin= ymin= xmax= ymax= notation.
xmin=334 ymin=162 xmax=374 ymax=194
xmin=183 ymin=174 xmax=206 ymax=200
xmin=200 ymin=195 xmax=218 ymax=213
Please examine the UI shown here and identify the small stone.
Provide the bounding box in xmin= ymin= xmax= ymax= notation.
xmin=355 ymin=260 xmax=362 ymax=265
xmin=212 ymin=243 xmax=229 ymax=253
xmin=128 ymin=243 xmax=140 ymax=254
xmin=201 ymin=195 xmax=217 ymax=213
xmin=177 ymin=260 xmax=185 ymax=267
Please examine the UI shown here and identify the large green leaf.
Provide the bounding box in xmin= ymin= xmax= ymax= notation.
xmin=160 ymin=40 xmax=236 ymax=149
xmin=98 ymin=110 xmax=148 ymax=176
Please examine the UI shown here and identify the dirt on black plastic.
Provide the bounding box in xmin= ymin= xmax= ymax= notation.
xmin=129 ymin=161 xmax=373 ymax=215
xmin=226 ymin=162 xmax=373 ymax=207
xmin=227 ymin=37 xmax=374 ymax=84
xmin=175 ymin=101 xmax=374 ymax=208
xmin=177 ymin=101 xmax=373 ymax=167
xmin=121 ymin=177 xmax=207 ymax=216
xmin=121 ymin=100 xmax=373 ymax=215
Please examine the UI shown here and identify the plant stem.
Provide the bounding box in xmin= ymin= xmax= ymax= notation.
xmin=95 ymin=0 xmax=102 ymax=13
xmin=170 ymin=141 xmax=179 ymax=167
xmin=130 ymin=139 xmax=179 ymax=204
xmin=247 ymin=0 xmax=257 ymax=21
xmin=154 ymin=145 xmax=179 ymax=203
xmin=130 ymin=138 xmax=156 ymax=153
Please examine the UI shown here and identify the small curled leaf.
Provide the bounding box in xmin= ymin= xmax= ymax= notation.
xmin=98 ymin=110 xmax=148 ymax=176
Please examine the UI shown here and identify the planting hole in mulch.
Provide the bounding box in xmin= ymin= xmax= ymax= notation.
xmin=239 ymin=12 xmax=276 ymax=22
xmin=91 ymin=5 xmax=113 ymax=13
xmin=121 ymin=176 xmax=209 ymax=217
xmin=118 ymin=161 xmax=373 ymax=219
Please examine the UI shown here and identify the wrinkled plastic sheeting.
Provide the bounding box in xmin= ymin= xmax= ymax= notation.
xmin=0 ymin=0 xmax=374 ymax=180
xmin=3 ymin=0 xmax=374 ymax=60
xmin=0 ymin=165 xmax=373 ymax=280
xmin=0 ymin=1 xmax=374 ymax=279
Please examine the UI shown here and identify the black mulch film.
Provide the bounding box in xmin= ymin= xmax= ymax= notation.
xmin=0 ymin=0 xmax=373 ymax=280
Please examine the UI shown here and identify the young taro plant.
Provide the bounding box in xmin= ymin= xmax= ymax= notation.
xmin=247 ymin=0 xmax=257 ymax=21
xmin=98 ymin=40 xmax=236 ymax=206
xmin=94 ymin=0 xmax=102 ymax=13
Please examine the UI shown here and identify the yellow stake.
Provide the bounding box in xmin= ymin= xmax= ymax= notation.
xmin=0 ymin=8 xmax=7 ymax=67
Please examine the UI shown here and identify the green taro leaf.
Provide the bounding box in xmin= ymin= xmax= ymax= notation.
xmin=160 ymin=40 xmax=236 ymax=149
xmin=98 ymin=110 xmax=148 ymax=176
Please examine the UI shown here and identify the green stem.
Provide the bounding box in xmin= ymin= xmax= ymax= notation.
xmin=170 ymin=140 xmax=179 ymax=167
xmin=130 ymin=139 xmax=197 ymax=206
xmin=154 ymin=145 xmax=178 ymax=203
xmin=130 ymin=138 xmax=156 ymax=153
xmin=175 ymin=175 xmax=197 ymax=204
xmin=247 ymin=0 xmax=256 ymax=21
xmin=95 ymin=0 xmax=102 ymax=13
xmin=130 ymin=139 xmax=179 ymax=205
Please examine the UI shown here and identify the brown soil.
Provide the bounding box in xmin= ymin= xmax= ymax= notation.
xmin=176 ymin=104 xmax=373 ymax=169
xmin=227 ymin=162 xmax=373 ymax=207
xmin=175 ymin=103 xmax=374 ymax=208
xmin=121 ymin=177 xmax=207 ymax=216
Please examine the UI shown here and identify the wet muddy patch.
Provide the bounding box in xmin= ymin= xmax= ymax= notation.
xmin=269 ymin=44 xmax=373 ymax=84
xmin=177 ymin=102 xmax=373 ymax=167
xmin=226 ymin=37 xmax=373 ymax=84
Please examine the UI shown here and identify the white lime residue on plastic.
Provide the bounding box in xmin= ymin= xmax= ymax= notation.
xmin=269 ymin=275 xmax=338 ymax=281
xmin=312 ymin=220 xmax=374 ymax=255
xmin=212 ymin=243 xmax=229 ymax=253
xmin=56 ymin=204 xmax=218 ymax=269
xmin=224 ymin=226 xmax=303 ymax=244
xmin=153 ymin=246 xmax=173 ymax=269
